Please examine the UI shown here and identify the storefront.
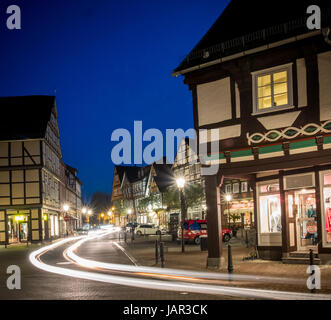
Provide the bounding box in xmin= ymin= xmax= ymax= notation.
xmin=7 ymin=211 xmax=30 ymax=243
xmin=256 ymin=168 xmax=331 ymax=262
xmin=41 ymin=210 xmax=60 ymax=240
xmin=224 ymin=201 xmax=254 ymax=229
xmin=320 ymin=170 xmax=331 ymax=248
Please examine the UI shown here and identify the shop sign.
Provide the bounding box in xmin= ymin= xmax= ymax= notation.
xmin=64 ymin=215 xmax=69 ymax=222
xmin=230 ymin=202 xmax=254 ymax=210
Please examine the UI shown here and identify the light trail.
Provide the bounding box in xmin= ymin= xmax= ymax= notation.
xmin=29 ymin=231 xmax=331 ymax=300
xmin=65 ymin=231 xmax=310 ymax=286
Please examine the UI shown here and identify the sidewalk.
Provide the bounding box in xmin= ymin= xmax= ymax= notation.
xmin=120 ymin=236 xmax=331 ymax=294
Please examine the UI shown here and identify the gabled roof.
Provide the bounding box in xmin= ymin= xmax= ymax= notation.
xmin=0 ymin=95 xmax=56 ymax=141
xmin=174 ymin=0 xmax=331 ymax=74
xmin=115 ymin=165 xmax=151 ymax=184
xmin=153 ymin=163 xmax=174 ymax=193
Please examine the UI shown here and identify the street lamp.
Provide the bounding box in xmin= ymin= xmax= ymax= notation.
xmin=176 ymin=177 xmax=186 ymax=253
xmin=82 ymin=207 xmax=87 ymax=214
xmin=127 ymin=208 xmax=132 ymax=223
xmin=202 ymin=204 xmax=207 ymax=219
xmin=107 ymin=211 xmax=112 ymax=224
xmin=225 ymin=194 xmax=232 ymax=228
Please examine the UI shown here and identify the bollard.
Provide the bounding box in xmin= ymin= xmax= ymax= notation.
xmin=160 ymin=242 xmax=165 ymax=268
xmin=228 ymin=244 xmax=234 ymax=276
xmin=155 ymin=240 xmax=159 ymax=265
xmin=118 ymin=231 xmax=121 ymax=242
xmin=309 ymin=249 xmax=315 ymax=293
xmin=245 ymin=229 xmax=249 ymax=248
xmin=124 ymin=231 xmax=127 ymax=243
xmin=159 ymin=232 xmax=162 ymax=243
xmin=131 ymin=227 xmax=135 ymax=241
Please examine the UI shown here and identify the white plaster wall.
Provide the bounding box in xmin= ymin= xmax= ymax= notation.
xmin=296 ymin=58 xmax=307 ymax=108
xmin=197 ymin=77 xmax=232 ymax=126
xmin=318 ymin=51 xmax=331 ymax=121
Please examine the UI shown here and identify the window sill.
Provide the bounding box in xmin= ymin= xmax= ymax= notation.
xmin=251 ymin=105 xmax=295 ymax=117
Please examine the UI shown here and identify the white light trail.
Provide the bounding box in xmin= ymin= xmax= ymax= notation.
xmin=29 ymin=233 xmax=331 ymax=300
xmin=65 ymin=232 xmax=308 ymax=286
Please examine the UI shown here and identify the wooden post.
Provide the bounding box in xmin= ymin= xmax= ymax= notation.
xmin=205 ymin=174 xmax=223 ymax=269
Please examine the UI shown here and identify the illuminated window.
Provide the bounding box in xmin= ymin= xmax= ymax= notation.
xmin=252 ymin=64 xmax=293 ymax=114
xmin=258 ymin=182 xmax=281 ymax=233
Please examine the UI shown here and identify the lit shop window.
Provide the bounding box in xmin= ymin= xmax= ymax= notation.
xmin=258 ymin=183 xmax=281 ymax=233
xmin=322 ymin=173 xmax=331 ymax=244
xmin=253 ymin=65 xmax=293 ymax=114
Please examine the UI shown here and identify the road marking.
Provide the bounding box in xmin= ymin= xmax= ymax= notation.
xmin=56 ymin=262 xmax=73 ymax=265
xmin=113 ymin=242 xmax=139 ymax=266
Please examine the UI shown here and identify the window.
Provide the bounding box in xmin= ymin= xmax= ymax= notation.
xmin=233 ymin=183 xmax=240 ymax=194
xmin=258 ymin=182 xmax=281 ymax=233
xmin=252 ymin=64 xmax=293 ymax=114
xmin=241 ymin=182 xmax=248 ymax=193
xmin=321 ymin=172 xmax=331 ymax=246
xmin=225 ymin=184 xmax=232 ymax=194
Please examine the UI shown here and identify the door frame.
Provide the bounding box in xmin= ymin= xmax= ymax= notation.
xmin=285 ymin=190 xmax=297 ymax=252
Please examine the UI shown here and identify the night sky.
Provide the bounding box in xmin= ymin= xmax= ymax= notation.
xmin=0 ymin=0 xmax=230 ymax=200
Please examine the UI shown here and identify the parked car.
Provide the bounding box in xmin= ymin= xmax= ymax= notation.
xmin=76 ymin=228 xmax=88 ymax=235
xmin=135 ymin=224 xmax=165 ymax=236
xmin=125 ymin=222 xmax=138 ymax=232
xmin=177 ymin=219 xmax=232 ymax=245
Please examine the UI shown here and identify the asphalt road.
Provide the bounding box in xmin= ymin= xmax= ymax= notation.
xmin=0 ymin=232 xmax=230 ymax=300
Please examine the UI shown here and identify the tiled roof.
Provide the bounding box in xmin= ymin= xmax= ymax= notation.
xmin=0 ymin=95 xmax=55 ymax=140
xmin=174 ymin=0 xmax=330 ymax=73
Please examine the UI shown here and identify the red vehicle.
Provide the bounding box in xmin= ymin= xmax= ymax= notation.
xmin=178 ymin=219 xmax=232 ymax=245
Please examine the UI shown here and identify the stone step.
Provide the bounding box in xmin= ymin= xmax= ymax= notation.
xmin=282 ymin=257 xmax=321 ymax=265
xmin=289 ymin=252 xmax=319 ymax=258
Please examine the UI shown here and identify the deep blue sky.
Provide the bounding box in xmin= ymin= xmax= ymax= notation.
xmin=0 ymin=0 xmax=230 ymax=200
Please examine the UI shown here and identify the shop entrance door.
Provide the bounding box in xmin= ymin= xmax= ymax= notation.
xmin=286 ymin=189 xmax=317 ymax=252
xmin=296 ymin=189 xmax=317 ymax=251
xmin=8 ymin=215 xmax=29 ymax=243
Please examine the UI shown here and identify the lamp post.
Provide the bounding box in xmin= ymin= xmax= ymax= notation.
xmin=107 ymin=211 xmax=113 ymax=224
xmin=176 ymin=177 xmax=186 ymax=253
xmin=127 ymin=208 xmax=132 ymax=223
xmin=225 ymin=194 xmax=232 ymax=229
xmin=202 ymin=204 xmax=207 ymax=219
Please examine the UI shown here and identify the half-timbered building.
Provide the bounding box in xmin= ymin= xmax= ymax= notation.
xmin=173 ymin=0 xmax=331 ymax=265
xmin=0 ymin=96 xmax=82 ymax=244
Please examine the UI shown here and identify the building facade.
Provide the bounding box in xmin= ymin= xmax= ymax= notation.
xmin=173 ymin=0 xmax=331 ymax=265
xmin=111 ymin=162 xmax=173 ymax=227
xmin=172 ymin=138 xmax=206 ymax=220
xmin=0 ymin=96 xmax=82 ymax=244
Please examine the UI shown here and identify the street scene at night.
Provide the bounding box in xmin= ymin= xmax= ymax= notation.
xmin=0 ymin=0 xmax=331 ymax=314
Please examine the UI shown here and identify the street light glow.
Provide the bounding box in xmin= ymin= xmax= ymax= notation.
xmin=82 ymin=207 xmax=87 ymax=214
xmin=63 ymin=204 xmax=69 ymax=212
xmin=127 ymin=209 xmax=132 ymax=214
xmin=176 ymin=177 xmax=185 ymax=189
xmin=88 ymin=209 xmax=92 ymax=215
xmin=225 ymin=194 xmax=232 ymax=202
xmin=107 ymin=211 xmax=112 ymax=216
